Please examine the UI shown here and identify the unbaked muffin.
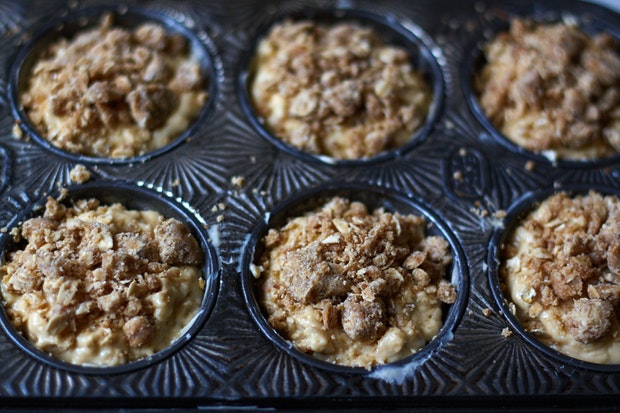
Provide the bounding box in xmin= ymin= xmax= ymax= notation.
xmin=500 ymin=190 xmax=620 ymax=363
xmin=475 ymin=19 xmax=620 ymax=161
xmin=0 ymin=196 xmax=204 ymax=366
xmin=249 ymin=20 xmax=432 ymax=160
xmin=20 ymin=14 xmax=207 ymax=158
xmin=252 ymin=196 xmax=456 ymax=368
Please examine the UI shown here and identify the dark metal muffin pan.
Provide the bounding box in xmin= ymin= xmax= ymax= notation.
xmin=0 ymin=0 xmax=619 ymax=410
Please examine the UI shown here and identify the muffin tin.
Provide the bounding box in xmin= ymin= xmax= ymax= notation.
xmin=0 ymin=0 xmax=619 ymax=410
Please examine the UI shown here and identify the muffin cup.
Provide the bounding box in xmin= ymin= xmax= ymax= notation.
xmin=462 ymin=13 xmax=620 ymax=168
xmin=0 ymin=182 xmax=219 ymax=375
xmin=237 ymin=7 xmax=445 ymax=166
xmin=8 ymin=4 xmax=219 ymax=165
xmin=488 ymin=184 xmax=620 ymax=372
xmin=241 ymin=182 xmax=468 ymax=374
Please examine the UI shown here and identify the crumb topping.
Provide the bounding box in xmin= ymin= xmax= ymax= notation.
xmin=250 ymin=20 xmax=432 ymax=160
xmin=501 ymin=191 xmax=620 ymax=363
xmin=0 ymin=197 xmax=204 ymax=366
xmin=255 ymin=196 xmax=456 ymax=367
xmin=21 ymin=14 xmax=207 ymax=158
xmin=475 ymin=19 xmax=620 ymax=160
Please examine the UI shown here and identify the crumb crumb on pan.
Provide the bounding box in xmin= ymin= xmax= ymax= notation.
xmin=69 ymin=164 xmax=91 ymax=184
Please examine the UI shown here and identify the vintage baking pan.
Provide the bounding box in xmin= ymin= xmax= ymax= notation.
xmin=0 ymin=0 xmax=619 ymax=410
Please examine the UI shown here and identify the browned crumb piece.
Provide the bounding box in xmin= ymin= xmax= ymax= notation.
xmin=123 ymin=316 xmax=154 ymax=347
xmin=565 ymin=298 xmax=613 ymax=343
xmin=69 ymin=164 xmax=91 ymax=184
xmin=0 ymin=197 xmax=204 ymax=366
xmin=43 ymin=196 xmax=67 ymax=220
xmin=437 ymin=280 xmax=457 ymax=304
xmin=21 ymin=14 xmax=207 ymax=158
xmin=340 ymin=294 xmax=387 ymax=342
xmin=524 ymin=160 xmax=535 ymax=171
xmin=250 ymin=20 xmax=432 ymax=160
xmin=231 ymin=176 xmax=244 ymax=187
xmin=501 ymin=327 xmax=512 ymax=337
xmin=475 ymin=19 xmax=620 ymax=160
xmin=12 ymin=122 xmax=23 ymax=139
xmin=482 ymin=308 xmax=493 ymax=317
xmin=256 ymin=197 xmax=456 ymax=367
xmin=126 ymin=84 xmax=178 ymax=130
xmin=155 ymin=218 xmax=203 ymax=265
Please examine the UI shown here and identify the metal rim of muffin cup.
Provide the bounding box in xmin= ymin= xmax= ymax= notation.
xmin=240 ymin=182 xmax=468 ymax=374
xmin=237 ymin=7 xmax=446 ymax=166
xmin=0 ymin=182 xmax=220 ymax=375
xmin=462 ymin=12 xmax=620 ymax=168
xmin=8 ymin=4 xmax=219 ymax=165
xmin=487 ymin=183 xmax=620 ymax=372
